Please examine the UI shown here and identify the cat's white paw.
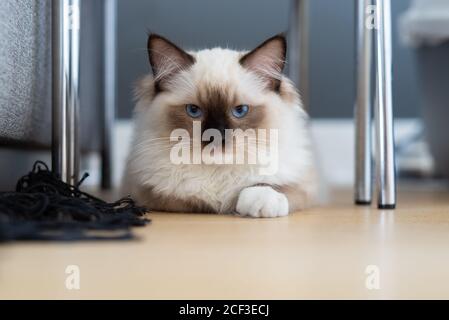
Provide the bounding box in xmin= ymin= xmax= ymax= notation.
xmin=236 ymin=186 xmax=289 ymax=218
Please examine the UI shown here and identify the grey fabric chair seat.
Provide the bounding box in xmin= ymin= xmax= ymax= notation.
xmin=0 ymin=0 xmax=52 ymax=147
xmin=0 ymin=0 xmax=103 ymax=151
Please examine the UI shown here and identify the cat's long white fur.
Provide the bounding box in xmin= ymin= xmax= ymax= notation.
xmin=123 ymin=47 xmax=318 ymax=216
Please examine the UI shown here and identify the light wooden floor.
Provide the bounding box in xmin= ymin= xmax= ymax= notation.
xmin=1 ymin=184 xmax=449 ymax=299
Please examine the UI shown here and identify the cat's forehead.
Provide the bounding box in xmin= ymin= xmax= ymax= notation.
xmin=193 ymin=47 xmax=243 ymax=64
xmin=187 ymin=48 xmax=261 ymax=105
xmin=196 ymin=83 xmax=236 ymax=108
xmin=190 ymin=48 xmax=244 ymax=82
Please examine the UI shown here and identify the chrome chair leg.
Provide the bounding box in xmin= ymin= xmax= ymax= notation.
xmin=374 ymin=0 xmax=396 ymax=209
xmin=52 ymin=0 xmax=81 ymax=185
xmin=288 ymin=0 xmax=310 ymax=110
xmin=101 ymin=0 xmax=117 ymax=190
xmin=355 ymin=0 xmax=374 ymax=205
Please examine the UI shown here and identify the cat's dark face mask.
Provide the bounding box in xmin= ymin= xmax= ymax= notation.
xmin=195 ymin=87 xmax=264 ymax=148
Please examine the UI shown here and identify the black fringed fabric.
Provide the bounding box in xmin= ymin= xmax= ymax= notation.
xmin=0 ymin=161 xmax=149 ymax=242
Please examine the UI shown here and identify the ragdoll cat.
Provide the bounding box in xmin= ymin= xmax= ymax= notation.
xmin=122 ymin=33 xmax=318 ymax=218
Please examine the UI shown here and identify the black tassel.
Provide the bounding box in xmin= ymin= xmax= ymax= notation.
xmin=0 ymin=161 xmax=149 ymax=241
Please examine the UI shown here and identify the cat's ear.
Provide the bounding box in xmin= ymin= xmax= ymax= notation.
xmin=239 ymin=34 xmax=287 ymax=91
xmin=147 ymin=34 xmax=195 ymax=91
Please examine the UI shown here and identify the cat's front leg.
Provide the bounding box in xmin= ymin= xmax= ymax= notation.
xmin=236 ymin=186 xmax=289 ymax=218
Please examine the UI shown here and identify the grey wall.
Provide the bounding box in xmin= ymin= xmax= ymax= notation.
xmin=117 ymin=0 xmax=420 ymax=119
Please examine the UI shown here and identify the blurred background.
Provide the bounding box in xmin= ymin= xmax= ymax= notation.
xmin=0 ymin=0 xmax=447 ymax=191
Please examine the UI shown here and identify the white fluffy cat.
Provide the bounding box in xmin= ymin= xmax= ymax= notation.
xmin=122 ymin=34 xmax=319 ymax=218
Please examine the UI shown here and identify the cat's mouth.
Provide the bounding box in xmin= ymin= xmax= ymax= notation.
xmin=168 ymin=127 xmax=278 ymax=172
xmin=201 ymin=136 xmax=226 ymax=149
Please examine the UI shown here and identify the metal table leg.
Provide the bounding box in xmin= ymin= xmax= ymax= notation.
xmin=52 ymin=0 xmax=81 ymax=185
xmin=374 ymin=0 xmax=396 ymax=209
xmin=355 ymin=0 xmax=373 ymax=205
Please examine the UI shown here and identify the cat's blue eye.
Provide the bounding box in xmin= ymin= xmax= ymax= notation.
xmin=231 ymin=105 xmax=249 ymax=118
xmin=186 ymin=104 xmax=202 ymax=118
